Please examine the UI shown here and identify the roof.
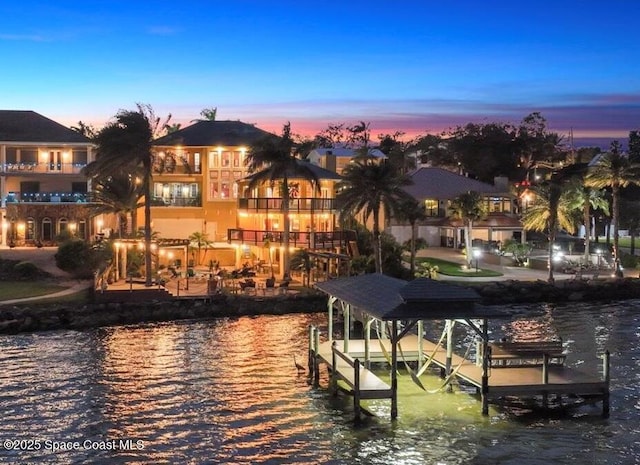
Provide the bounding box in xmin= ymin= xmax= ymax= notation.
xmin=0 ymin=110 xmax=91 ymax=144
xmin=153 ymin=120 xmax=277 ymax=147
xmin=314 ymin=274 xmax=508 ymax=320
xmin=241 ymin=159 xmax=342 ymax=182
xmin=309 ymin=146 xmax=386 ymax=159
xmin=405 ymin=167 xmax=504 ymax=200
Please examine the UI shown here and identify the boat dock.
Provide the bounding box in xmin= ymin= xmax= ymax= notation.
xmin=312 ymin=274 xmax=611 ymax=421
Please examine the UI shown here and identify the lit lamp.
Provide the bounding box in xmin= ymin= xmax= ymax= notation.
xmin=473 ymin=249 xmax=482 ymax=272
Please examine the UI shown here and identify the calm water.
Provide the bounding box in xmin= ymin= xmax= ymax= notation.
xmin=0 ymin=301 xmax=639 ymax=464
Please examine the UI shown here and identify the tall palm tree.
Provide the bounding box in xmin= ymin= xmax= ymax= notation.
xmin=448 ymin=191 xmax=487 ymax=269
xmin=90 ymin=174 xmax=144 ymax=237
xmin=246 ymin=123 xmax=320 ymax=277
xmin=565 ymin=180 xmax=609 ymax=264
xmin=337 ymin=160 xmax=413 ymax=273
xmin=521 ymin=182 xmax=576 ymax=283
xmin=396 ymin=197 xmax=426 ymax=276
xmin=585 ymin=142 xmax=640 ymax=265
xmin=85 ymin=108 xmax=155 ymax=286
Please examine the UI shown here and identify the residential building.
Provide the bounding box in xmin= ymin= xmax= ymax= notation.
xmin=387 ymin=167 xmax=522 ymax=249
xmin=150 ymin=120 xmax=276 ymax=243
xmin=228 ymin=160 xmax=354 ymax=276
xmin=0 ymin=110 xmax=95 ymax=246
xmin=307 ymin=146 xmax=386 ymax=174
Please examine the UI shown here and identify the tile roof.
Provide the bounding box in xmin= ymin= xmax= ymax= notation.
xmin=315 ymin=274 xmax=507 ymax=320
xmin=153 ymin=120 xmax=277 ymax=147
xmin=405 ymin=167 xmax=503 ymax=200
xmin=0 ymin=110 xmax=91 ymax=144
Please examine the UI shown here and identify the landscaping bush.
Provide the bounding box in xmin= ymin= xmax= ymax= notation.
xmin=55 ymin=239 xmax=111 ymax=279
xmin=13 ymin=261 xmax=41 ymax=279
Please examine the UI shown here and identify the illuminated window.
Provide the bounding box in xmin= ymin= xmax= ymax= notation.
xmin=424 ymin=199 xmax=439 ymax=216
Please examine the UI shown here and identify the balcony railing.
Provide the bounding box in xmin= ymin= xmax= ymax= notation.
xmin=151 ymin=197 xmax=202 ymax=207
xmin=238 ymin=197 xmax=336 ymax=212
xmin=2 ymin=163 xmax=87 ymax=175
xmin=228 ymin=229 xmax=356 ymax=250
xmin=6 ymin=191 xmax=89 ymax=203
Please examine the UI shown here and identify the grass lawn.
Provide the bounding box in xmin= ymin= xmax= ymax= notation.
xmin=0 ymin=281 xmax=68 ymax=301
xmin=415 ymin=256 xmax=503 ymax=278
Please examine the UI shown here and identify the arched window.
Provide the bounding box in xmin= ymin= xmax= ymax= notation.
xmin=58 ymin=218 xmax=68 ymax=235
xmin=42 ymin=218 xmax=52 ymax=241
xmin=26 ymin=218 xmax=35 ymax=241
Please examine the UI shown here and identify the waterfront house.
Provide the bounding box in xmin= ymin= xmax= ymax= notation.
xmin=0 ymin=110 xmax=95 ymax=246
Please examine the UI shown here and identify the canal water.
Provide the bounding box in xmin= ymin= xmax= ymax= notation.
xmin=0 ymin=300 xmax=638 ymax=464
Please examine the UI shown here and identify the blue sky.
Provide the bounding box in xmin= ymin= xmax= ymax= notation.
xmin=1 ymin=1 xmax=638 ymax=146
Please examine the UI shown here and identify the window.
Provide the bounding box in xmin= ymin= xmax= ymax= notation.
xmin=42 ymin=218 xmax=52 ymax=241
xmin=209 ymin=171 xmax=219 ymax=200
xmin=72 ymin=150 xmax=88 ymax=165
xmin=20 ymin=149 xmax=37 ymax=164
xmin=59 ymin=218 xmax=68 ymax=233
xmin=26 ymin=218 xmax=35 ymax=240
xmin=208 ymin=151 xmax=219 ymax=168
xmin=221 ymin=151 xmax=230 ymax=167
xmin=194 ymin=152 xmax=201 ymax=173
xmin=6 ymin=148 xmax=17 ymax=164
xmin=78 ymin=220 xmax=87 ymax=239
xmin=424 ymin=199 xmax=439 ymax=216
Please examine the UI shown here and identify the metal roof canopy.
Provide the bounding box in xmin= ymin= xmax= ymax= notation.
xmin=314 ymin=274 xmax=509 ymax=321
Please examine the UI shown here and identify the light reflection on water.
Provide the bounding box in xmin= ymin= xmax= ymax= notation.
xmin=0 ymin=302 xmax=638 ymax=464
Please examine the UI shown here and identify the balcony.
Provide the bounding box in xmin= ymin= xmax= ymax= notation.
xmin=2 ymin=163 xmax=86 ymax=175
xmin=227 ymin=229 xmax=356 ymax=250
xmin=238 ymin=197 xmax=336 ymax=213
xmin=151 ymin=196 xmax=202 ymax=207
xmin=6 ymin=191 xmax=89 ymax=203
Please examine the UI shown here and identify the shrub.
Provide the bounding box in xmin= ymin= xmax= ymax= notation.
xmin=13 ymin=261 xmax=41 ymax=279
xmin=55 ymin=239 xmax=111 ymax=279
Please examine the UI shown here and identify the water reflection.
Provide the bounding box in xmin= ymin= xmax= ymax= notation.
xmin=0 ymin=303 xmax=638 ymax=464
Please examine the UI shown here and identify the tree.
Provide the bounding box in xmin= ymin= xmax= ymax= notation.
xmin=396 ymin=197 xmax=427 ymax=276
xmin=448 ymin=191 xmax=487 ymax=269
xmin=191 ymin=107 xmax=218 ymax=122
xmin=246 ymin=122 xmax=320 ymax=277
xmin=86 ymin=106 xmax=156 ymax=286
xmin=629 ymin=130 xmax=640 ymax=164
xmin=188 ymin=231 xmax=213 ymax=266
xmin=70 ymin=121 xmax=98 ymax=139
xmin=620 ymin=198 xmax=640 ymax=255
xmin=586 ymin=141 xmax=640 ymax=267
xmin=521 ymin=181 xmax=576 ymax=283
xmin=90 ymin=174 xmax=144 ymax=237
xmin=337 ymin=160 xmax=413 ymax=273
xmin=565 ymin=179 xmax=609 ymax=264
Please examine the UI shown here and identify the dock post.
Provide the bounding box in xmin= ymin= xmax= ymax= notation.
xmin=417 ymin=320 xmax=424 ymax=369
xmin=542 ymin=353 xmax=549 ymax=407
xmin=313 ymin=327 xmax=321 ymax=387
xmin=308 ymin=325 xmax=314 ymax=378
xmin=603 ymin=350 xmax=610 ymax=418
xmin=364 ymin=318 xmax=372 ymax=370
xmin=391 ymin=320 xmax=398 ymax=420
xmin=481 ymin=319 xmax=489 ymax=416
xmin=331 ymin=341 xmax=338 ymax=396
xmin=354 ymin=358 xmax=361 ymax=422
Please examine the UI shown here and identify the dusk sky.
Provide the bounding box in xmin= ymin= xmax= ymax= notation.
xmin=1 ymin=1 xmax=639 ymax=147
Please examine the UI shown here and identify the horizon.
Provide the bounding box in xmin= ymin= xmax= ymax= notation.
xmin=1 ymin=1 xmax=638 ymax=150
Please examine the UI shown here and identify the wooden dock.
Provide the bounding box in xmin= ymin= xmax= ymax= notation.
xmin=311 ymin=332 xmax=610 ymax=419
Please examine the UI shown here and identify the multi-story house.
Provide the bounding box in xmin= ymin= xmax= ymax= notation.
xmin=387 ymin=167 xmax=522 ymax=249
xmin=228 ymin=160 xmax=354 ymax=276
xmin=0 ymin=110 xmax=95 ymax=246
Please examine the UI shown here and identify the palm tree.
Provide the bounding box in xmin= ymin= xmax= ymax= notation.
xmin=85 ymin=108 xmax=155 ymax=286
xmin=396 ymin=198 xmax=427 ymax=276
xmin=521 ymin=182 xmax=576 ymax=283
xmin=246 ymin=123 xmax=320 ymax=277
xmin=448 ymin=191 xmax=487 ymax=269
xmin=188 ymin=231 xmax=213 ymax=265
xmin=565 ymin=180 xmax=609 ymax=264
xmin=90 ymin=174 xmax=144 ymax=237
xmin=337 ymin=160 xmax=413 ymax=273
xmin=585 ymin=142 xmax=640 ymax=266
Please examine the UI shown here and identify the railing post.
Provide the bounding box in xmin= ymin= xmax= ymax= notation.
xmin=353 ymin=358 xmax=361 ymax=422
xmin=331 ymin=341 xmax=338 ymax=396
xmin=308 ymin=325 xmax=314 ymax=378
xmin=542 ymin=353 xmax=550 ymax=407
xmin=603 ymin=350 xmax=610 ymax=418
xmin=313 ymin=327 xmax=320 ymax=387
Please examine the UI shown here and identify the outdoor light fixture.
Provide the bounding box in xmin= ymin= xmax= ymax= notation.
xmin=473 ymin=249 xmax=482 ymax=272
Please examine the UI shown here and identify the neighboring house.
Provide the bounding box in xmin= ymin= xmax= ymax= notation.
xmin=150 ymin=120 xmax=276 ymax=245
xmin=387 ymin=167 xmax=522 ymax=248
xmin=307 ymin=146 xmax=386 ymax=174
xmin=229 ymin=160 xmax=355 ymax=276
xmin=0 ymin=110 xmax=95 ymax=246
